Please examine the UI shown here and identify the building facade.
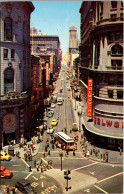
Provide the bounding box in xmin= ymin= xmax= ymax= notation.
xmin=79 ymin=1 xmax=123 ymax=150
xmin=30 ymin=31 xmax=61 ymax=74
xmin=0 ymin=2 xmax=34 ymax=148
xmin=69 ymin=26 xmax=79 ymax=54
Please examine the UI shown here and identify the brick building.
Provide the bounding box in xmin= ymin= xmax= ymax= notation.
xmin=30 ymin=30 xmax=61 ymax=75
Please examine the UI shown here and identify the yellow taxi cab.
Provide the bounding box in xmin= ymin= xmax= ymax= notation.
xmin=0 ymin=151 xmax=11 ymax=161
xmin=51 ymin=119 xmax=58 ymax=126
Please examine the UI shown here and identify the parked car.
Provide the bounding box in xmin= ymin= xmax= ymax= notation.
xmin=51 ymin=103 xmax=56 ymax=108
xmin=0 ymin=151 xmax=11 ymax=161
xmin=50 ymin=109 xmax=54 ymax=115
xmin=15 ymin=179 xmax=36 ymax=194
xmin=51 ymin=119 xmax=58 ymax=126
xmin=72 ymin=123 xmax=78 ymax=131
xmin=47 ymin=127 xmax=54 ymax=134
xmin=0 ymin=166 xmax=13 ymax=178
xmin=47 ymin=111 xmax=53 ymax=118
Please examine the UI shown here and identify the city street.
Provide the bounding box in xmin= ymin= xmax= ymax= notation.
xmin=0 ymin=66 xmax=123 ymax=194
xmin=1 ymin=1 xmax=123 ymax=194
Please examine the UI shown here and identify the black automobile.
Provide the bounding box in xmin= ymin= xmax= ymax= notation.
xmin=15 ymin=179 xmax=37 ymax=193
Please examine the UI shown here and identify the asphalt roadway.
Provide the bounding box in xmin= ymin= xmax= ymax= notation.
xmin=1 ymin=65 xmax=123 ymax=194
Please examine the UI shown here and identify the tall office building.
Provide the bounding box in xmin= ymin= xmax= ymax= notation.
xmin=69 ymin=26 xmax=79 ymax=54
xmin=0 ymin=2 xmax=34 ymax=148
xmin=79 ymin=1 xmax=123 ymax=150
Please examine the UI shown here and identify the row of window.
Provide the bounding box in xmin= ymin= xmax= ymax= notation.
xmin=111 ymin=1 xmax=124 ymax=9
xmin=94 ymin=43 xmax=123 ymax=68
xmin=108 ymin=90 xmax=123 ymax=99
xmin=100 ymin=1 xmax=123 ymax=11
xmin=110 ymin=13 xmax=124 ymax=20
xmin=4 ymin=49 xmax=15 ymax=59
xmin=108 ymin=32 xmax=123 ymax=41
xmin=4 ymin=68 xmax=14 ymax=94
xmin=3 ymin=48 xmax=29 ymax=61
xmin=96 ymin=88 xmax=123 ymax=99
xmin=4 ymin=17 xmax=29 ymax=44
xmin=4 ymin=67 xmax=27 ymax=94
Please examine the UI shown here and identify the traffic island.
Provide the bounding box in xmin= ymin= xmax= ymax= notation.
xmin=44 ymin=169 xmax=97 ymax=193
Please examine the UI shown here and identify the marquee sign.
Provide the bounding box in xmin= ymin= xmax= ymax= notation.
xmin=87 ymin=79 xmax=93 ymax=117
xmin=32 ymin=65 xmax=37 ymax=88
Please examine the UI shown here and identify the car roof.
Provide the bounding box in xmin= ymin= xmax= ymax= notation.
xmin=0 ymin=151 xmax=6 ymax=154
xmin=48 ymin=111 xmax=53 ymax=114
xmin=52 ymin=119 xmax=57 ymax=121
xmin=72 ymin=123 xmax=77 ymax=125
xmin=17 ymin=179 xmax=30 ymax=186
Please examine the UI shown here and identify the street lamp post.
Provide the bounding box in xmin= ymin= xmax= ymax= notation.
xmin=78 ymin=107 xmax=82 ymax=132
xmin=60 ymin=151 xmax=63 ymax=171
xmin=75 ymin=98 xmax=76 ymax=110
xmin=64 ymin=170 xmax=71 ymax=191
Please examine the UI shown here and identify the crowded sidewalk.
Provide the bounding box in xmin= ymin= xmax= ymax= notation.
xmin=2 ymin=136 xmax=41 ymax=160
xmin=71 ymin=97 xmax=123 ymax=164
xmin=1 ymin=97 xmax=123 ymax=165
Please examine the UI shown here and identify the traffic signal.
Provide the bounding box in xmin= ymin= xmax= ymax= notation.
xmin=64 ymin=170 xmax=71 ymax=175
xmin=65 ymin=187 xmax=72 ymax=190
xmin=64 ymin=175 xmax=68 ymax=179
xmin=67 ymin=170 xmax=71 ymax=174
xmin=64 ymin=175 xmax=71 ymax=180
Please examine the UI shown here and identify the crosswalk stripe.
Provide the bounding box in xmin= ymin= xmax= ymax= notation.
xmin=94 ymin=185 xmax=109 ymax=194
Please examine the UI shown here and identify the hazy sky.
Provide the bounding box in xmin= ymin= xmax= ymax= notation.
xmin=31 ymin=1 xmax=82 ymax=53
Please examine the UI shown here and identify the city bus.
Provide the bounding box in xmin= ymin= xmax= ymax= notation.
xmin=57 ymin=97 xmax=63 ymax=105
xmin=55 ymin=132 xmax=74 ymax=150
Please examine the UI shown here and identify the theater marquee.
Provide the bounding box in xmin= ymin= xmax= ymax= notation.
xmin=87 ymin=79 xmax=93 ymax=117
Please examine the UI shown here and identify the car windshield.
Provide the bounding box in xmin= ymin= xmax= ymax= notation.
xmin=5 ymin=153 xmax=7 ymax=156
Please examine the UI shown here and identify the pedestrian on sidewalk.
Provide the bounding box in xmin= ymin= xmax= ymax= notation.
xmin=28 ymin=153 xmax=30 ymax=161
xmin=65 ymin=152 xmax=67 ymax=157
xmin=40 ymin=165 xmax=43 ymax=173
xmin=73 ymin=150 xmax=75 ymax=156
xmin=52 ymin=143 xmax=54 ymax=149
xmin=45 ymin=145 xmax=48 ymax=152
xmin=12 ymin=185 xmax=16 ymax=194
xmin=106 ymin=152 xmax=108 ymax=162
xmin=43 ymin=150 xmax=45 ymax=158
xmin=47 ymin=141 xmax=49 ymax=147
xmin=32 ymin=146 xmax=34 ymax=153
xmin=120 ymin=148 xmax=122 ymax=155
xmin=48 ymin=149 xmax=50 ymax=156
xmin=66 ymin=149 xmax=69 ymax=155
xmin=6 ymin=185 xmax=9 ymax=193
xmin=86 ymin=150 xmax=90 ymax=158
xmin=46 ymin=137 xmax=48 ymax=143
xmin=30 ymin=154 xmax=32 ymax=161
xmin=40 ymin=158 xmax=43 ymax=166
xmin=36 ymin=163 xmax=39 ymax=171
xmin=34 ymin=160 xmax=36 ymax=167
xmin=24 ymin=153 xmax=27 ymax=161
